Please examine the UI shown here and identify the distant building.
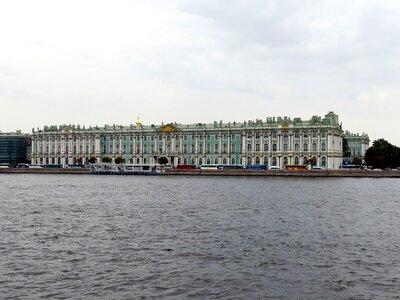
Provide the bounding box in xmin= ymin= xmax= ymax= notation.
xmin=0 ymin=131 xmax=29 ymax=165
xmin=343 ymin=131 xmax=370 ymax=164
xmin=31 ymin=112 xmax=345 ymax=169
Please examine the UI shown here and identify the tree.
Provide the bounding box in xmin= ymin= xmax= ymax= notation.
xmin=115 ymin=156 xmax=124 ymax=164
xmin=158 ymin=156 xmax=168 ymax=165
xmin=352 ymin=156 xmax=362 ymax=165
xmin=365 ymin=139 xmax=400 ymax=169
xmin=89 ymin=156 xmax=97 ymax=164
xmin=102 ymin=156 xmax=112 ymax=163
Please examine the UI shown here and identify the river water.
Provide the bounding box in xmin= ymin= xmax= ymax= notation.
xmin=1 ymin=174 xmax=400 ymax=299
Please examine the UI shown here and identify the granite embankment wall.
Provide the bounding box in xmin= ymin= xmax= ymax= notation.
xmin=1 ymin=168 xmax=399 ymax=177
xmin=166 ymin=169 xmax=400 ymax=178
xmin=0 ymin=168 xmax=91 ymax=174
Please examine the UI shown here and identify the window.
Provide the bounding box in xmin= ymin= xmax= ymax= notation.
xmin=191 ymin=144 xmax=195 ymax=153
xmin=247 ymin=157 xmax=252 ymax=165
xmin=321 ymin=143 xmax=326 ymax=151
xmin=283 ymin=144 xmax=288 ymax=152
xmin=272 ymin=132 xmax=277 ymax=139
xmin=321 ymin=131 xmax=326 ymax=138
xmin=312 ymin=143 xmax=317 ymax=152
xmin=264 ymin=157 xmax=268 ymax=165
xmin=232 ymin=158 xmax=236 ymax=165
xmin=214 ymin=143 xmax=219 ymax=153
xmin=295 ymin=143 xmax=299 ymax=151
xmin=272 ymin=156 xmax=277 ymax=166
xmin=143 ymin=158 xmax=147 ymax=164
xmin=283 ymin=132 xmax=288 ymax=139
xmin=199 ymin=158 xmax=203 ymax=165
xmin=294 ymin=131 xmax=299 ymax=139
xmin=207 ymin=135 xmax=210 ymax=141
xmin=232 ymin=143 xmax=236 ymax=153
xmin=303 ymin=132 xmax=308 ymax=138
xmin=223 ymin=158 xmax=227 ymax=164
xmin=223 ymin=143 xmax=227 ymax=153
xmin=312 ymin=131 xmax=317 ymax=138
xmin=303 ymin=143 xmax=308 ymax=151
xmin=256 ymin=144 xmax=260 ymax=152
xmin=206 ymin=158 xmax=211 ymax=164
xmin=191 ymin=158 xmax=195 ymax=165
xmin=321 ymin=156 xmax=326 ymax=167
xmin=283 ymin=157 xmax=288 ymax=165
xmin=264 ymin=133 xmax=269 ymax=139
xmin=255 ymin=132 xmax=260 ymax=139
xmin=264 ymin=143 xmax=269 ymax=151
xmin=184 ymin=158 xmax=187 ymax=164
xmin=247 ymin=143 xmax=252 ymax=152
xmin=206 ymin=143 xmax=210 ymax=153
xmin=183 ymin=144 xmax=187 ymax=153
xmin=255 ymin=156 xmax=260 ymax=164
xmin=272 ymin=143 xmax=277 ymax=151
xmin=214 ymin=158 xmax=218 ymax=164
xmin=294 ymin=156 xmax=299 ymax=164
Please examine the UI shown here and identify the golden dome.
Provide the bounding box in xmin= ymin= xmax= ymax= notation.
xmin=135 ymin=117 xmax=142 ymax=127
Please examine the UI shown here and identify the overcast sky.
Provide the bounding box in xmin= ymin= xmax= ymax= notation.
xmin=1 ymin=0 xmax=399 ymax=145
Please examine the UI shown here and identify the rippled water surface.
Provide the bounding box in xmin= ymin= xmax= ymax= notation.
xmin=1 ymin=174 xmax=400 ymax=299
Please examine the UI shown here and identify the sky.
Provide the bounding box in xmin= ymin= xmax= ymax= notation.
xmin=0 ymin=0 xmax=399 ymax=146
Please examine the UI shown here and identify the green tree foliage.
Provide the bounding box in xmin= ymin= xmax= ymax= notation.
xmin=89 ymin=156 xmax=97 ymax=164
xmin=102 ymin=156 xmax=112 ymax=163
xmin=352 ymin=156 xmax=362 ymax=165
xmin=115 ymin=156 xmax=124 ymax=164
xmin=365 ymin=139 xmax=400 ymax=169
xmin=158 ymin=156 xmax=169 ymax=165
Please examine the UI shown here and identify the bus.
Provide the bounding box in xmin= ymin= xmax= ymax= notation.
xmin=200 ymin=164 xmax=220 ymax=170
xmin=284 ymin=164 xmax=308 ymax=171
xmin=246 ymin=164 xmax=268 ymax=170
xmin=176 ymin=164 xmax=196 ymax=170
xmin=220 ymin=165 xmax=244 ymax=170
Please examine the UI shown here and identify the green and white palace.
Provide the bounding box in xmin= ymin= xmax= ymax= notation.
xmin=31 ymin=112 xmax=348 ymax=170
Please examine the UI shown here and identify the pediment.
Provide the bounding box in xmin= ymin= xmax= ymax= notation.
xmin=158 ymin=124 xmax=180 ymax=133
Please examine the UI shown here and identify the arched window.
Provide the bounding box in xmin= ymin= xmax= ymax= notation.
xmin=46 ymin=157 xmax=49 ymax=165
xmin=264 ymin=143 xmax=268 ymax=151
xmin=303 ymin=157 xmax=308 ymax=164
xmin=321 ymin=156 xmax=326 ymax=167
xmin=183 ymin=158 xmax=187 ymax=164
xmin=303 ymin=143 xmax=308 ymax=151
xmin=272 ymin=143 xmax=277 ymax=151
xmin=137 ymin=158 xmax=140 ymax=164
xmin=65 ymin=157 xmax=68 ymax=165
xmin=199 ymin=158 xmax=203 ymax=165
xmin=272 ymin=132 xmax=277 ymax=139
xmin=247 ymin=143 xmax=252 ymax=151
xmin=295 ymin=143 xmax=299 ymax=151
xmin=214 ymin=143 xmax=219 ymax=153
xmin=223 ymin=158 xmax=227 ymax=164
xmin=264 ymin=157 xmax=268 ymax=165
xmin=255 ymin=156 xmax=260 ymax=164
xmin=191 ymin=144 xmax=195 ymax=153
xmin=232 ymin=143 xmax=236 ymax=153
xmin=312 ymin=143 xmax=317 ymax=152
xmin=57 ymin=157 xmax=61 ymax=164
xmin=191 ymin=158 xmax=195 ymax=165
xmin=206 ymin=143 xmax=210 ymax=153
xmin=283 ymin=157 xmax=288 ymax=165
xmin=206 ymin=158 xmax=211 ymax=164
xmin=223 ymin=143 xmax=227 ymax=153
xmin=143 ymin=158 xmax=147 ymax=164
xmin=51 ymin=157 xmax=55 ymax=164
xmin=294 ymin=131 xmax=300 ymax=138
xmin=214 ymin=158 xmax=218 ymax=164
xmin=321 ymin=143 xmax=326 ymax=151
xmin=283 ymin=144 xmax=288 ymax=152
xmin=294 ymin=156 xmax=299 ymax=164
xmin=272 ymin=156 xmax=277 ymax=166
xmin=247 ymin=157 xmax=252 ymax=165
xmin=232 ymin=158 xmax=236 ymax=165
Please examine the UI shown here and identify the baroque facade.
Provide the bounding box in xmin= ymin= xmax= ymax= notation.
xmin=31 ymin=112 xmax=344 ymax=169
xmin=343 ymin=130 xmax=370 ymax=164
